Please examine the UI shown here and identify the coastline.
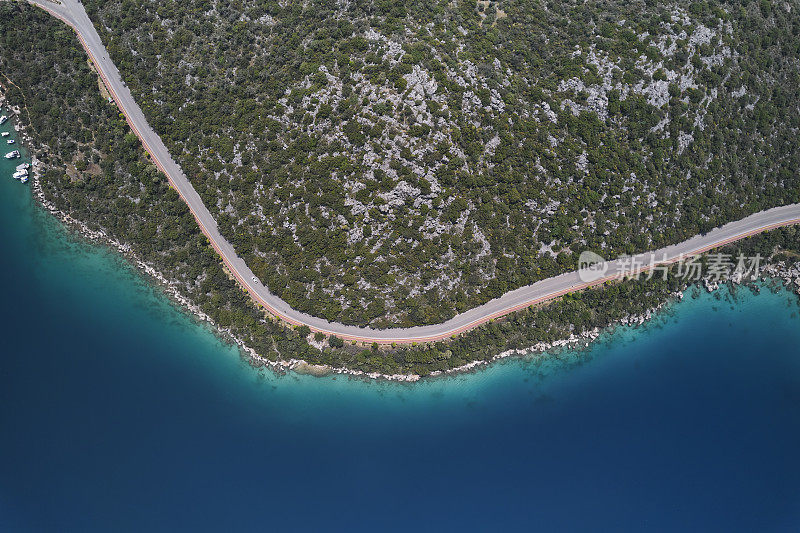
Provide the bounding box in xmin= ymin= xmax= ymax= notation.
xmin=3 ymin=86 xmax=800 ymax=383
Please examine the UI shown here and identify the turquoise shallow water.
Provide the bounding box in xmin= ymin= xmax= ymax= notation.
xmin=1 ymin=113 xmax=800 ymax=531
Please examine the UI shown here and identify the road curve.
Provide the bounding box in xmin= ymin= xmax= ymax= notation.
xmin=26 ymin=0 xmax=800 ymax=344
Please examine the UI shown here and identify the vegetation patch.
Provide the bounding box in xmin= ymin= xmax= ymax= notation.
xmin=78 ymin=0 xmax=800 ymax=327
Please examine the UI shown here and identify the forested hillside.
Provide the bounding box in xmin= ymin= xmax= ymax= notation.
xmin=45 ymin=0 xmax=800 ymax=326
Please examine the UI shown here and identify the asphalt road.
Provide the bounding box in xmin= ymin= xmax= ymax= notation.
xmin=27 ymin=0 xmax=800 ymax=343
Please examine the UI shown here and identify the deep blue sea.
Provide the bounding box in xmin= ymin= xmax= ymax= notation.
xmin=1 ymin=115 xmax=799 ymax=532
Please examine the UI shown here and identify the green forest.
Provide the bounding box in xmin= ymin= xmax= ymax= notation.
xmin=77 ymin=0 xmax=800 ymax=327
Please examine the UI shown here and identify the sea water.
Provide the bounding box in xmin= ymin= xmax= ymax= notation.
xmin=1 ymin=114 xmax=799 ymax=531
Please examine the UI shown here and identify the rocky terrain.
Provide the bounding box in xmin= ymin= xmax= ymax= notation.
xmin=69 ymin=0 xmax=800 ymax=326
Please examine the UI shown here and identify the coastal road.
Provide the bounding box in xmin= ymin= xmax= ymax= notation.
xmin=26 ymin=0 xmax=800 ymax=344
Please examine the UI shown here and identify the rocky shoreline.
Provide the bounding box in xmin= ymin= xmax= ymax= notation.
xmin=1 ymin=86 xmax=426 ymax=382
xmin=3 ymin=86 xmax=799 ymax=383
xmin=428 ymin=261 xmax=800 ymax=380
xmin=248 ymin=258 xmax=800 ymax=382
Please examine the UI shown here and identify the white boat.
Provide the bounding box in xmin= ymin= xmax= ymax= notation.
xmin=6 ymin=139 xmax=14 ymax=144
xmin=13 ymin=170 xmax=27 ymax=179
xmin=0 ymin=115 xmax=7 ymax=125
xmin=5 ymin=150 xmax=20 ymax=159
xmin=0 ymin=132 xmax=8 ymax=137
xmin=16 ymin=163 xmax=30 ymax=171
xmin=20 ymin=175 xmax=28 ymax=183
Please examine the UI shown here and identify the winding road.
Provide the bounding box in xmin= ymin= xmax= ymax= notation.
xmin=26 ymin=0 xmax=800 ymax=343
